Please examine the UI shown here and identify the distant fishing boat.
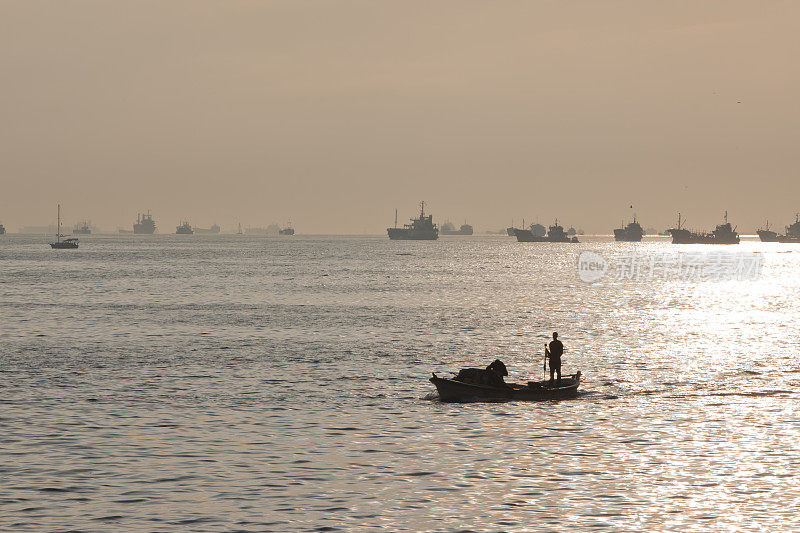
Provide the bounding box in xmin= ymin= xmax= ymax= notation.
xmin=440 ymin=221 xmax=473 ymax=235
xmin=0 ymin=222 xmax=5 ymax=235
xmin=237 ymin=223 xmax=243 ymax=235
xmin=515 ymin=220 xmax=579 ymax=243
xmin=176 ymin=221 xmax=194 ymax=234
xmin=757 ymin=220 xmax=779 ymax=242
xmin=50 ymin=204 xmax=79 ymax=249
xmin=73 ymin=220 xmax=91 ymax=235
xmin=246 ymin=224 xmax=280 ymax=235
xmin=614 ymin=215 xmax=644 ymax=242
xmin=778 ymin=214 xmax=800 ymax=243
xmin=506 ymin=219 xmax=521 ymax=237
xmin=195 ymin=224 xmax=221 ymax=234
xmin=387 ymin=202 xmax=438 ymax=240
xmin=668 ymin=212 xmax=739 ymax=244
xmin=279 ymin=221 xmax=295 ymax=235
xmin=134 ymin=211 xmax=156 ymax=234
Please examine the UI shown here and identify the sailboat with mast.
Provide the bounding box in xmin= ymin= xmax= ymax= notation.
xmin=50 ymin=204 xmax=79 ymax=249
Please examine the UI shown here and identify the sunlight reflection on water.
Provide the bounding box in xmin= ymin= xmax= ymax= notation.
xmin=1 ymin=235 xmax=799 ymax=531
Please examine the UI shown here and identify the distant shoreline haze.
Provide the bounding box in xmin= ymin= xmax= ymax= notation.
xmin=0 ymin=210 xmax=794 ymax=236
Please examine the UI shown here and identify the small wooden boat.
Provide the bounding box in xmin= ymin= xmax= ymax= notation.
xmin=429 ymin=371 xmax=581 ymax=402
xmin=50 ymin=237 xmax=79 ymax=249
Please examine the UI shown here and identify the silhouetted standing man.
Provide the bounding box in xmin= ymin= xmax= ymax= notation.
xmin=546 ymin=332 xmax=564 ymax=385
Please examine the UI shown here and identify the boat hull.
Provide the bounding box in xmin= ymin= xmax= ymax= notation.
xmin=50 ymin=241 xmax=79 ymax=249
xmin=515 ymin=230 xmax=578 ymax=243
xmin=614 ymin=229 xmax=643 ymax=242
xmin=429 ymin=372 xmax=580 ymax=402
xmin=387 ymin=228 xmax=438 ymax=240
xmin=757 ymin=230 xmax=779 ymax=242
xmin=514 ymin=229 xmax=546 ymax=242
xmin=669 ymin=229 xmax=739 ymax=244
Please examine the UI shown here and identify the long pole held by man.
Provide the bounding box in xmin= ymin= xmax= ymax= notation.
xmin=543 ymin=343 xmax=548 ymax=381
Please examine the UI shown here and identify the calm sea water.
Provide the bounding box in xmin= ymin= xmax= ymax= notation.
xmin=2 ymin=234 xmax=799 ymax=532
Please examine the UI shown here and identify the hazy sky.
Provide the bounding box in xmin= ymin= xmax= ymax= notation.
xmin=2 ymin=1 xmax=799 ymax=233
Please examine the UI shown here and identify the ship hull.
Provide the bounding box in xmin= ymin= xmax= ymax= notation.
xmin=669 ymin=229 xmax=739 ymax=244
xmin=613 ymin=229 xmax=643 ymax=242
xmin=387 ymin=228 xmax=438 ymax=240
xmin=133 ymin=225 xmax=155 ymax=234
xmin=441 ymin=230 xmax=472 ymax=235
xmin=514 ymin=230 xmax=547 ymax=242
xmin=515 ymin=229 xmax=577 ymax=243
xmin=757 ymin=230 xmax=779 ymax=242
xmin=777 ymin=236 xmax=800 ymax=243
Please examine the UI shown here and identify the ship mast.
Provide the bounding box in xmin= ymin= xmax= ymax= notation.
xmin=395 ymin=208 xmax=398 ymax=228
xmin=57 ymin=204 xmax=61 ymax=243
xmin=420 ymin=201 xmax=425 ymax=219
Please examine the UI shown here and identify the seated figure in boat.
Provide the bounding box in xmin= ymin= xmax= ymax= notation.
xmin=454 ymin=359 xmax=509 ymax=388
